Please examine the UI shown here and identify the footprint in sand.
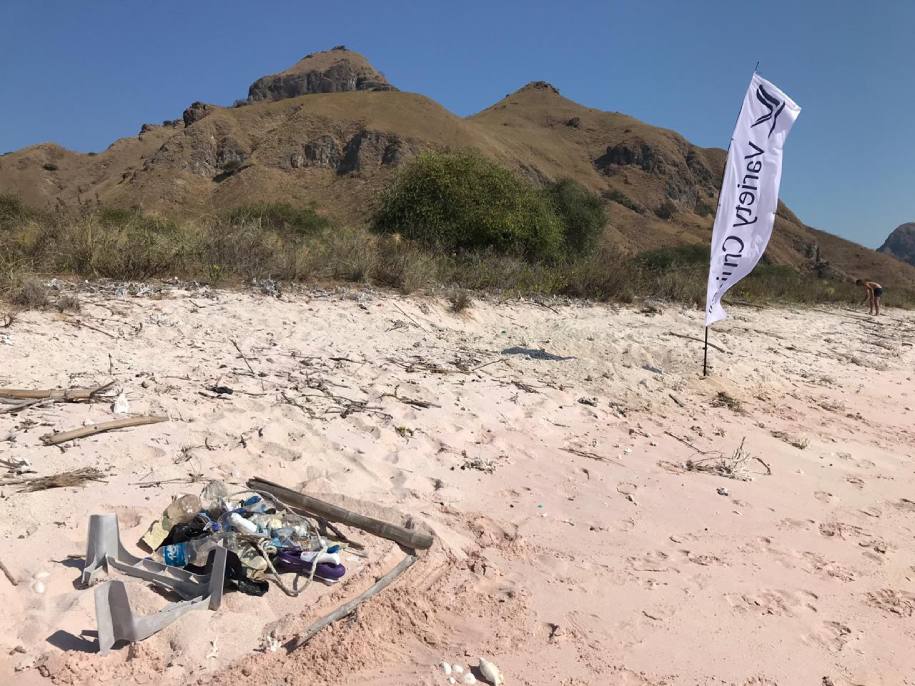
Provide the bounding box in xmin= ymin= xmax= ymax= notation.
xmin=806 ymin=620 xmax=854 ymax=653
xmin=801 ymin=551 xmax=856 ymax=582
xmin=726 ymin=588 xmax=819 ymax=617
xmin=814 ymin=490 xmax=837 ymax=504
xmin=818 ymin=521 xmax=866 ymax=539
xmin=845 ymin=475 xmax=865 ymax=489
xmin=865 ymin=588 xmax=915 ymax=617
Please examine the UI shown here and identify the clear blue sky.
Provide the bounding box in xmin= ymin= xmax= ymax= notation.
xmin=2 ymin=0 xmax=912 ymax=248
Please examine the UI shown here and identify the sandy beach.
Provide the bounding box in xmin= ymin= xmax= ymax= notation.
xmin=1 ymin=284 xmax=914 ymax=685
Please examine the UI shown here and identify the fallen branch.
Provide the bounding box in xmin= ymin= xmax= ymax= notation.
xmin=41 ymin=415 xmax=167 ymax=446
xmin=0 ymin=381 xmax=114 ymax=401
xmin=392 ymin=303 xmax=425 ymax=330
xmin=0 ymin=559 xmax=17 ymax=586
xmin=380 ymin=389 xmax=441 ymax=409
xmin=65 ymin=318 xmax=117 ymax=339
xmin=668 ymin=393 xmax=685 ymax=408
xmin=230 ymin=338 xmax=257 ymax=375
xmin=561 ymin=447 xmax=624 ymax=465
xmin=667 ymin=331 xmax=728 ymax=354
xmin=663 ymin=430 xmax=706 ymax=453
xmin=248 ymin=477 xmax=434 ymax=550
xmin=286 ymin=552 xmax=417 ymax=651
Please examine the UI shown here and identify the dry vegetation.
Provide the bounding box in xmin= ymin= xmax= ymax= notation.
xmin=2 ymin=146 xmax=913 ymax=311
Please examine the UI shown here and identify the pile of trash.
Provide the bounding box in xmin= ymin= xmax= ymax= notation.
xmin=140 ymin=481 xmax=349 ymax=597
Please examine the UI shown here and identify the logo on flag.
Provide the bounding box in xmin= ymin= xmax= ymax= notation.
xmin=751 ymin=85 xmax=786 ymax=138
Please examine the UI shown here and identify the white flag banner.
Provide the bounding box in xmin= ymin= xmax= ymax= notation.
xmin=705 ymin=74 xmax=801 ymax=326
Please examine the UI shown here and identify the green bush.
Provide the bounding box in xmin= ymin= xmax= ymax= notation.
xmin=546 ymin=179 xmax=607 ymax=255
xmin=226 ymin=203 xmax=330 ymax=236
xmin=604 ymin=189 xmax=643 ymax=214
xmin=635 ymin=243 xmax=708 ymax=272
xmin=655 ymin=199 xmax=677 ymax=220
xmin=372 ymin=151 xmax=565 ymax=261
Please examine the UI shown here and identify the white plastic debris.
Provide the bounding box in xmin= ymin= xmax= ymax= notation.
xmin=441 ymin=662 xmax=453 ymax=676
xmin=112 ymin=392 xmax=130 ymax=415
xmin=479 ymin=657 xmax=504 ymax=685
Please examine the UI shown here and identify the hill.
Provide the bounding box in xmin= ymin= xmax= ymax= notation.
xmin=878 ymin=222 xmax=915 ymax=267
xmin=2 ymin=47 xmax=914 ymax=289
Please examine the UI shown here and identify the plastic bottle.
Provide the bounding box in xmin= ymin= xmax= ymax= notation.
xmin=228 ymin=512 xmax=259 ymax=534
xmin=164 ymin=494 xmax=202 ymax=526
xmin=154 ymin=535 xmax=221 ymax=567
xmin=201 ymin=481 xmax=230 ymax=516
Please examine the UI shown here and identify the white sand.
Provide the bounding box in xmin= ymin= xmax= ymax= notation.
xmin=1 ymin=285 xmax=913 ymax=685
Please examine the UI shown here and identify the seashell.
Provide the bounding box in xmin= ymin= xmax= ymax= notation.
xmin=441 ymin=662 xmax=452 ymax=675
xmin=479 ymin=657 xmax=504 ymax=685
xmin=462 ymin=674 xmax=477 ymax=685
xmin=453 ymin=664 xmax=464 ymax=675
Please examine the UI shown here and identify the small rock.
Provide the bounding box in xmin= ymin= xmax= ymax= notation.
xmin=717 ymin=487 xmax=730 ymax=496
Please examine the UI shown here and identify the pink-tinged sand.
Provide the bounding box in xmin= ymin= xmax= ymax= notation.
xmin=1 ymin=287 xmax=913 ymax=685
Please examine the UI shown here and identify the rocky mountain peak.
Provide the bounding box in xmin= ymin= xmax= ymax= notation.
xmin=246 ymin=47 xmax=396 ymax=103
xmin=878 ymin=222 xmax=915 ymax=266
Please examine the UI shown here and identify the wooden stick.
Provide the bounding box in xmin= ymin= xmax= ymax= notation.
xmin=66 ymin=319 xmax=117 ymax=338
xmin=248 ymin=477 xmax=434 ymax=550
xmin=41 ymin=415 xmax=167 ymax=446
xmin=0 ymin=559 xmax=18 ymax=586
xmin=668 ymin=332 xmax=728 ymax=354
xmin=0 ymin=381 xmax=114 ymax=401
xmin=230 ymin=339 xmax=257 ymax=376
xmin=286 ymin=552 xmax=417 ymax=651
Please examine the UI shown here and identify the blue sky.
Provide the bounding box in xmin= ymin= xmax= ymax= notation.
xmin=1 ymin=0 xmax=912 ymax=248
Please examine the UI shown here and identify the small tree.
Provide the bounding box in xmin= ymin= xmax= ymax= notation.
xmin=546 ymin=179 xmax=607 ymax=255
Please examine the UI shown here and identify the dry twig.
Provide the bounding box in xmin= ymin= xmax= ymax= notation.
xmin=40 ymin=415 xmax=167 ymax=446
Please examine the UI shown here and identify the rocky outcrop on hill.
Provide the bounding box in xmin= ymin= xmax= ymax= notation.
xmin=285 ymin=130 xmax=417 ymax=174
xmin=182 ymin=102 xmax=216 ymax=127
xmin=878 ymin=223 xmax=915 ymax=266
xmin=247 ymin=47 xmax=396 ymax=103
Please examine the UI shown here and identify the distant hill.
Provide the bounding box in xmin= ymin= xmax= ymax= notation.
xmin=2 ymin=47 xmax=914 ymax=289
xmin=878 ymin=223 xmax=915 ymax=267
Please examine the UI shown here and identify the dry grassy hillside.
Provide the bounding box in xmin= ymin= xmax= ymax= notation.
xmin=1 ymin=47 xmax=913 ymax=288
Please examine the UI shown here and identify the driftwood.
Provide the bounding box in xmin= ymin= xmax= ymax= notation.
xmin=287 ymin=552 xmax=417 ymax=651
xmin=667 ymin=331 xmax=728 ymax=354
xmin=561 ymin=447 xmax=623 ymax=465
xmin=0 ymin=381 xmax=114 ymax=401
xmin=41 ymin=415 xmax=167 ymax=446
xmin=248 ymin=477 xmax=434 ymax=550
xmin=0 ymin=559 xmax=17 ymax=586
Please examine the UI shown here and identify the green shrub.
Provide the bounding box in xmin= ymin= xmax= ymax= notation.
xmin=372 ymin=151 xmax=565 ymax=261
xmin=226 ymin=203 xmax=330 ymax=237
xmin=546 ymin=179 xmax=607 ymax=255
xmin=635 ymin=243 xmax=708 ymax=272
xmin=655 ymin=199 xmax=677 ymax=220
xmin=604 ymin=189 xmax=643 ymax=214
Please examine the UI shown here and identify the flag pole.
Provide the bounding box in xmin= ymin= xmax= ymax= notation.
xmin=703 ymin=327 xmax=709 ymax=376
xmin=702 ymin=61 xmax=759 ymax=377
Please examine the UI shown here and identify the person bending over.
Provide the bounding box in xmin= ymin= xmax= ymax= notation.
xmin=856 ymin=279 xmax=883 ymax=315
